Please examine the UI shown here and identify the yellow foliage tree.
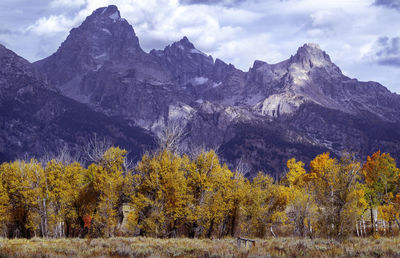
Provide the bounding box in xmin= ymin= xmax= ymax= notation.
xmin=193 ymin=151 xmax=234 ymax=238
xmin=43 ymin=160 xmax=85 ymax=237
xmin=305 ymin=153 xmax=366 ymax=238
xmin=130 ymin=150 xmax=191 ymax=237
xmin=241 ymin=172 xmax=290 ymax=238
xmin=90 ymin=147 xmax=128 ymax=237
xmin=284 ymin=158 xmax=316 ymax=237
xmin=0 ymin=160 xmax=43 ymax=237
xmin=362 ymin=151 xmax=399 ymax=233
xmin=0 ymin=179 xmax=10 ymax=236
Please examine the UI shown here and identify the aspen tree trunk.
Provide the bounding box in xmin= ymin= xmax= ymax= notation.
xmin=40 ymin=198 xmax=48 ymax=238
xmin=270 ymin=226 xmax=276 ymax=237
xmin=362 ymin=219 xmax=367 ymax=236
xmin=360 ymin=221 xmax=364 ymax=237
xmin=61 ymin=221 xmax=65 ymax=237
xmin=356 ymin=222 xmax=360 ymax=237
xmin=361 ymin=221 xmax=365 ymax=237
xmin=383 ymin=220 xmax=386 ymax=235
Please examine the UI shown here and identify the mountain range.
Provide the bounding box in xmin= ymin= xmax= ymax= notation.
xmin=1 ymin=5 xmax=400 ymax=177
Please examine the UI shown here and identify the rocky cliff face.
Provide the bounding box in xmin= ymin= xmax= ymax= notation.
xmin=0 ymin=43 xmax=156 ymax=163
xmin=248 ymin=43 xmax=400 ymax=121
xmin=8 ymin=4 xmax=398 ymax=177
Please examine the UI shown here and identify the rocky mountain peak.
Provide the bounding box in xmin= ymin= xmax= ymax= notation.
xmin=152 ymin=36 xmax=215 ymax=85
xmin=75 ymin=5 xmax=140 ymax=53
xmin=91 ymin=5 xmax=121 ymax=21
xmin=34 ymin=5 xmax=143 ymax=86
xmin=166 ymin=36 xmax=211 ymax=59
xmin=291 ymin=43 xmax=332 ymax=68
xmin=174 ymin=36 xmax=195 ymax=50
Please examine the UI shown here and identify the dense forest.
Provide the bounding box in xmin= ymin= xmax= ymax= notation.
xmin=0 ymin=138 xmax=398 ymax=240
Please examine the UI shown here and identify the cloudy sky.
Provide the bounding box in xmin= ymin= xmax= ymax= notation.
xmin=1 ymin=0 xmax=399 ymax=92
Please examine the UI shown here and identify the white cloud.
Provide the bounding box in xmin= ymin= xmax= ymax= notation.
xmin=50 ymin=0 xmax=86 ymax=8
xmin=212 ymin=33 xmax=283 ymax=68
xmin=310 ymin=10 xmax=343 ymax=28
xmin=26 ymin=15 xmax=77 ymax=35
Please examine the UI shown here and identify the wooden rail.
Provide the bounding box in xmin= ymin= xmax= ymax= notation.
xmin=237 ymin=237 xmax=256 ymax=249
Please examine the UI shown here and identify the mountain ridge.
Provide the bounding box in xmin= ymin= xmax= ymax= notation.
xmin=2 ymin=5 xmax=400 ymax=177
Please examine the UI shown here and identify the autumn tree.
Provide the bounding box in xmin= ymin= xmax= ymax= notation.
xmin=0 ymin=160 xmax=43 ymax=238
xmin=2 ymin=145 xmax=399 ymax=240
xmin=187 ymin=150 xmax=236 ymax=238
xmin=361 ymin=151 xmax=399 ymax=233
xmin=284 ymin=158 xmax=316 ymax=237
xmin=240 ymin=172 xmax=290 ymax=238
xmin=42 ymin=160 xmax=86 ymax=237
xmin=129 ymin=149 xmax=240 ymax=238
xmin=0 ymin=178 xmax=10 ymax=236
xmin=129 ymin=150 xmax=191 ymax=237
xmin=89 ymin=147 xmax=129 ymax=237
xmin=304 ymin=153 xmax=366 ymax=238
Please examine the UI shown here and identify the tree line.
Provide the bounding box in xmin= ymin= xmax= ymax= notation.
xmin=0 ymin=144 xmax=399 ymax=239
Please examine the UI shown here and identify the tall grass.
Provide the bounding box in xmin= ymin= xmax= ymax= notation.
xmin=1 ymin=237 xmax=400 ymax=257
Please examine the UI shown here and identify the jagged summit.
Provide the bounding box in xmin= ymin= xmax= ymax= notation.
xmin=79 ymin=5 xmax=127 ymax=33
xmin=174 ymin=36 xmax=196 ymax=49
xmin=304 ymin=42 xmax=321 ymax=49
xmin=167 ymin=36 xmax=210 ymax=58
xmin=51 ymin=4 xmax=141 ymax=57
xmin=33 ymin=5 xmax=143 ymax=87
xmin=92 ymin=5 xmax=121 ymax=20
xmin=292 ymin=43 xmax=333 ymax=68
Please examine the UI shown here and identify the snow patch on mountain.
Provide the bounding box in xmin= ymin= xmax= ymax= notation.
xmin=190 ymin=48 xmax=207 ymax=56
xmin=191 ymin=77 xmax=208 ymax=86
xmin=101 ymin=28 xmax=111 ymax=35
xmin=94 ymin=53 xmax=107 ymax=59
xmin=109 ymin=11 xmax=120 ymax=21
xmin=213 ymin=82 xmax=222 ymax=88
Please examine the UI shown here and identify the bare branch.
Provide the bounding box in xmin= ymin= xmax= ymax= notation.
xmin=82 ymin=134 xmax=113 ymax=164
xmin=157 ymin=119 xmax=188 ymax=154
xmin=234 ymin=156 xmax=251 ymax=178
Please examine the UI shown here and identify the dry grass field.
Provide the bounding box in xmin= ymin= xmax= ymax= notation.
xmin=0 ymin=236 xmax=400 ymax=257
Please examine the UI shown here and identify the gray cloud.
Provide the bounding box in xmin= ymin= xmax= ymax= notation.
xmin=0 ymin=29 xmax=13 ymax=35
xmin=375 ymin=36 xmax=400 ymax=67
xmin=374 ymin=0 xmax=400 ymax=11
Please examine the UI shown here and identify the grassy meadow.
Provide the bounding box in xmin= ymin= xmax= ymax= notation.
xmin=0 ymin=236 xmax=400 ymax=257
